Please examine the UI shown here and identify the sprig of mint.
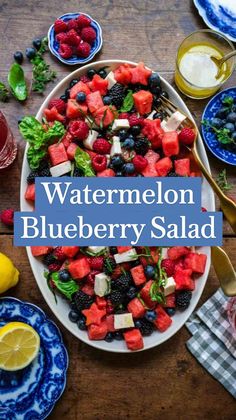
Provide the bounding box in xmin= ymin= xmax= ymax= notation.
xmin=31 ymin=37 xmax=57 ymax=93
xmin=119 ymin=90 xmax=134 ymax=113
xmin=149 ymin=247 xmax=166 ymax=304
xmin=222 ymin=95 xmax=234 ymax=107
xmin=202 ymin=119 xmax=234 ymax=145
xmin=216 ymin=169 xmax=233 ymax=192
xmin=0 ymin=81 xmax=9 ymax=102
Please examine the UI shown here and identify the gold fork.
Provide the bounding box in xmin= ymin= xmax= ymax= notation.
xmin=160 ymin=96 xmax=236 ymax=296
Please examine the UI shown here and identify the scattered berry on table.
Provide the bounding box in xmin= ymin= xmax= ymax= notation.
xmin=25 ymin=47 xmax=36 ymax=60
xmin=14 ymin=51 xmax=23 ymax=64
xmin=0 ymin=208 xmax=14 ymax=226
xmin=32 ymin=38 xmax=42 ymax=50
xmin=176 ymin=290 xmax=192 ymax=310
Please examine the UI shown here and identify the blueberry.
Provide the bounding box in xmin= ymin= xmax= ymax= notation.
xmin=127 ymin=286 xmax=137 ymax=300
xmin=110 ymin=155 xmax=124 ymax=170
xmin=123 ymin=162 xmax=135 ymax=174
xmin=25 ymin=47 xmax=36 ymax=60
xmin=119 ymin=129 xmax=128 ymax=141
xmin=59 ymin=269 xmax=71 ymax=282
xmin=211 ymin=117 xmax=223 ymax=129
xmin=32 ymin=38 xmax=42 ymax=50
xmin=77 ymin=318 xmax=87 ymax=330
xmin=232 ymin=132 xmax=236 ymax=141
xmin=64 ymin=88 xmax=70 ymax=99
xmin=226 ymin=112 xmax=236 ymax=123
xmin=103 ymin=95 xmax=112 ymax=105
xmin=153 ymin=112 xmax=164 ymax=121
xmin=110 ymin=246 xmax=118 ymax=254
xmin=161 ymin=91 xmax=169 ymax=99
xmin=149 ymin=72 xmax=161 ymax=87
xmin=17 ymin=117 xmax=23 ymax=125
xmin=150 ymin=86 xmax=162 ymax=96
xmin=98 ymin=69 xmax=107 ymax=79
xmin=114 ymin=331 xmax=123 ymax=340
xmin=14 ymin=51 xmax=23 ymax=64
xmin=76 ymin=92 xmax=86 ymax=103
xmin=131 ymin=125 xmax=141 ymax=136
xmin=87 ymin=68 xmax=96 ymax=79
xmin=153 ymin=96 xmax=162 ymax=107
xmin=105 ymin=332 xmax=114 ymax=342
xmin=215 ymin=107 xmax=227 ymax=119
xmin=70 ymin=78 xmax=79 ymax=88
xmin=134 ymin=320 xmax=142 ymax=329
xmin=224 ymin=122 xmax=235 ymax=132
xmin=165 ymin=308 xmax=176 ymax=317
xmin=145 ymin=310 xmax=157 ymax=322
xmin=69 ymin=310 xmax=79 ymax=323
xmin=144 ymin=265 xmax=155 ymax=279
xmin=60 ymin=94 xmax=67 ymax=102
xmin=123 ymin=138 xmax=135 ymax=149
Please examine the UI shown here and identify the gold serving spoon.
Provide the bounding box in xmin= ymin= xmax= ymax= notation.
xmin=212 ymin=246 xmax=236 ymax=296
xmin=210 ymin=50 xmax=236 ymax=79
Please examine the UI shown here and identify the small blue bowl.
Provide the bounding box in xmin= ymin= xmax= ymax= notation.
xmin=201 ymin=87 xmax=236 ymax=166
xmin=48 ymin=12 xmax=103 ymax=65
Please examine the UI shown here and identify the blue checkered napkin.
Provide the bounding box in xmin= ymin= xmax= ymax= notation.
xmin=186 ymin=289 xmax=236 ymax=399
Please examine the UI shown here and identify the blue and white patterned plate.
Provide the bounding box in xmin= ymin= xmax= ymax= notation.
xmin=201 ymin=87 xmax=236 ymax=165
xmin=48 ymin=12 xmax=103 ymax=65
xmin=193 ymin=0 xmax=236 ymax=42
xmin=0 ymin=297 xmax=68 ymax=420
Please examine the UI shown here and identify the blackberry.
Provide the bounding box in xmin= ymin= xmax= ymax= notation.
xmin=115 ymin=274 xmax=131 ymax=292
xmin=27 ymin=170 xmax=38 ymax=184
xmin=38 ymin=167 xmax=51 ymax=177
xmin=167 ymin=171 xmax=178 ymax=177
xmin=43 ymin=253 xmax=56 ymax=266
xmin=135 ymin=318 xmax=154 ymax=336
xmin=109 ymin=83 xmax=126 ymax=108
xmin=176 ymin=290 xmax=192 ymax=310
xmin=103 ymin=257 xmax=116 ymax=275
xmin=109 ymin=290 xmax=124 ymax=305
xmin=39 ymin=160 xmax=50 ymax=170
xmin=110 ymin=246 xmax=118 ymax=255
xmin=73 ymin=167 xmax=83 ymax=177
xmin=134 ymin=137 xmax=149 ymax=156
xmin=73 ymin=290 xmax=93 ymax=312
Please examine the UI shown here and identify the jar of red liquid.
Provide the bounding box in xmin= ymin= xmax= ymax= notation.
xmin=0 ymin=111 xmax=17 ymax=169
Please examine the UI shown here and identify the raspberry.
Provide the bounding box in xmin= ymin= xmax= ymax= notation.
xmin=178 ymin=128 xmax=195 ymax=146
xmin=161 ymin=258 xmax=175 ymax=277
xmin=77 ymin=42 xmax=91 ymax=58
xmin=67 ymin=18 xmax=78 ymax=31
xmin=53 ymin=247 xmax=66 ymax=262
xmin=69 ymin=120 xmax=89 ymax=140
xmin=56 ymin=33 xmax=68 ymax=44
xmin=87 ymin=270 xmax=100 ymax=285
xmin=88 ymin=256 xmax=104 ymax=271
xmin=201 ymin=207 xmax=207 ymax=212
xmin=128 ymin=114 xmax=144 ymax=127
xmin=48 ymin=98 xmax=66 ymax=114
xmin=81 ymin=27 xmax=97 ymax=44
xmin=118 ymin=112 xmax=129 ymax=119
xmin=133 ymin=155 xmax=148 ymax=172
xmin=93 ymin=138 xmax=111 ymax=154
xmin=92 ymin=155 xmax=107 ymax=172
xmin=80 ymin=75 xmax=90 ymax=83
xmin=54 ymin=19 xmax=67 ymax=34
xmin=76 ymin=14 xmax=91 ymax=28
xmin=59 ymin=43 xmax=73 ymax=59
xmin=67 ymin=29 xmax=81 ymax=46
xmin=48 ymin=263 xmax=61 ymax=272
xmin=0 ymin=208 xmax=14 ymax=226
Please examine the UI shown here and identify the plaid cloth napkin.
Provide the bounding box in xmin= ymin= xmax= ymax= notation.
xmin=186 ymin=289 xmax=236 ymax=398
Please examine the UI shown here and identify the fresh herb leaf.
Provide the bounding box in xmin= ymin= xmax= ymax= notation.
xmin=31 ymin=37 xmax=56 ymax=93
xmin=216 ymin=169 xmax=233 ymax=192
xmin=201 ymin=119 xmax=234 ymax=145
xmin=51 ymin=272 xmax=79 ymax=300
xmin=0 ymin=81 xmax=9 ymax=102
xmin=44 ymin=270 xmax=57 ymax=303
xmin=119 ymin=90 xmax=134 ymax=113
xmin=150 ymin=282 xmax=166 ymax=304
xmin=149 ymin=247 xmax=166 ymax=304
xmin=8 ymin=63 xmax=27 ymax=101
xmin=222 ymin=96 xmax=234 ymax=106
xmin=80 ymin=248 xmax=108 ymax=257
xmin=74 ymin=146 xmax=95 ymax=177
xmin=19 ymin=116 xmax=65 ymax=169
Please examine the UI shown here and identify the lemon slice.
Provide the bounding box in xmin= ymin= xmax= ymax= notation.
xmin=0 ymin=322 xmax=40 ymax=371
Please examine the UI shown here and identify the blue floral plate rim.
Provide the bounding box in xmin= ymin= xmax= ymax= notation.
xmin=201 ymin=86 xmax=236 ymax=166
xmin=0 ymin=296 xmax=69 ymax=420
xmin=48 ymin=12 xmax=103 ymax=66
xmin=193 ymin=0 xmax=236 ymax=42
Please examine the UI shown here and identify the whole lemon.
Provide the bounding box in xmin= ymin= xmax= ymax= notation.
xmin=0 ymin=252 xmax=19 ymax=294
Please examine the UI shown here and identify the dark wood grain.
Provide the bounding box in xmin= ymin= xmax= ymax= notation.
xmin=0 ymin=0 xmax=236 ymax=418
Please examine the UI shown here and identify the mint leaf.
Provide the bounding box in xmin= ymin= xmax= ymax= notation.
xmin=222 ymin=96 xmax=234 ymax=106
xmin=74 ymin=146 xmax=95 ymax=177
xmin=0 ymin=81 xmax=9 ymax=102
xmin=216 ymin=169 xmax=233 ymax=192
xmin=119 ymin=90 xmax=134 ymax=112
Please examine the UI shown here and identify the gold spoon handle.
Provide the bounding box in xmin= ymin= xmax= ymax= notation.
xmin=217 ymin=50 xmax=236 ymax=67
xmin=212 ymin=246 xmax=236 ymax=296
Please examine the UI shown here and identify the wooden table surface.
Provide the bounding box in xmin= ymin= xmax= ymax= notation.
xmin=0 ymin=1 xmax=235 ymax=418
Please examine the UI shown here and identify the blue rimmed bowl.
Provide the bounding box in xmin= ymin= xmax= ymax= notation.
xmin=201 ymin=87 xmax=236 ymax=166
xmin=48 ymin=12 xmax=103 ymax=65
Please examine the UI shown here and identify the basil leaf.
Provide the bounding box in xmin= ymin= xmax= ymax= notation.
xmin=0 ymin=81 xmax=9 ymax=102
xmin=45 ymin=120 xmax=66 ymax=141
xmin=8 ymin=63 xmax=27 ymax=101
xmin=119 ymin=90 xmax=134 ymax=112
xmin=19 ymin=116 xmax=45 ymax=144
xmin=51 ymin=272 xmax=79 ymax=300
xmin=74 ymin=146 xmax=95 ymax=177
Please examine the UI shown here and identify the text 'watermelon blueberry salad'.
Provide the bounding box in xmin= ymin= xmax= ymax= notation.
xmin=21 ymin=62 xmax=207 ymax=350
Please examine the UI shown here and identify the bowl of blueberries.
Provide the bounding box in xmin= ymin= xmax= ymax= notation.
xmin=201 ymin=87 xmax=236 ymax=166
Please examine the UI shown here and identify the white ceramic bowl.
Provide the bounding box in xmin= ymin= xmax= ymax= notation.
xmin=20 ymin=60 xmax=214 ymax=352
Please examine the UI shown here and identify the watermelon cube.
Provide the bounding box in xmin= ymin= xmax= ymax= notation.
xmin=142 ymin=119 xmax=164 ymax=148
xmin=81 ymin=284 xmax=95 ymax=296
xmin=184 ymin=252 xmax=207 ymax=274
xmin=133 ymin=90 xmax=153 ymax=115
xmin=66 ymin=142 xmax=78 ymax=161
xmin=117 ymin=246 xmax=132 ymax=253
xmin=167 ymin=246 xmax=190 ymax=260
xmin=88 ymin=320 xmax=108 ymax=340
xmin=66 ymin=99 xmax=88 ymax=119
xmin=154 ymin=305 xmax=172 ymax=332
xmin=97 ymin=168 xmax=115 ymax=177
xmin=31 ymin=246 xmax=52 ymax=257
xmin=89 ymin=74 xmax=108 ymax=96
xmin=174 ymin=158 xmax=190 ymax=176
xmin=96 ymin=296 xmax=107 ymax=309
xmin=123 ymin=329 xmax=144 ymax=351
xmin=61 ymin=246 xmax=79 ymax=258
xmin=130 ymin=62 xmax=152 ymax=86
xmin=70 ymin=81 xmax=90 ymax=99
xmin=174 ymin=267 xmax=194 ymax=291
xmin=94 ymin=106 xmax=116 ymax=127
xmin=127 ymin=298 xmax=146 ymax=318
xmin=48 ymin=142 xmax=68 ymax=166
xmin=82 ymin=302 xmax=106 ymax=326
xmin=62 ymin=132 xmax=73 ymax=148
xmin=140 ymin=280 xmax=156 ymax=309
xmin=25 ymin=184 xmax=35 ymax=202
xmin=86 ymin=91 xmax=104 ymax=113
xmin=130 ymin=265 xmax=146 ymax=286
xmin=106 ymin=314 xmax=115 ymax=332
xmin=68 ymin=257 xmax=90 ymax=280
xmin=155 ymin=157 xmax=172 ymax=176
xmin=141 ymin=149 xmax=160 ymax=177
xmin=162 ymin=131 xmax=179 ymax=157
xmin=114 ymin=63 xmax=132 ymax=85
xmin=163 ymin=293 xmax=176 ymax=308
xmin=44 ymin=106 xmax=65 ymax=123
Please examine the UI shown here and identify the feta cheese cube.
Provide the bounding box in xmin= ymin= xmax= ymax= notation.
xmin=112 ymin=119 xmax=130 ymax=131
xmin=163 ymin=277 xmax=176 ymax=296
xmin=50 ymin=161 xmax=72 ymax=177
xmin=110 ymin=136 xmax=122 ymax=156
xmin=94 ymin=273 xmax=111 ymax=297
xmin=105 ymin=71 xmax=117 ymax=89
xmin=83 ymin=130 xmax=98 ymax=150
xmin=114 ymin=313 xmax=134 ymax=330
xmin=87 ymin=246 xmax=107 ymax=254
xmin=147 ymin=110 xmax=156 ymax=120
xmin=114 ymin=248 xmax=138 ymax=264
xmin=161 ymin=111 xmax=186 ymax=132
